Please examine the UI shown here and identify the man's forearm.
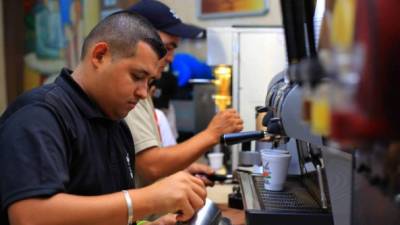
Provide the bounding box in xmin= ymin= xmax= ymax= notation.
xmin=8 ymin=189 xmax=158 ymax=225
xmin=136 ymin=129 xmax=219 ymax=181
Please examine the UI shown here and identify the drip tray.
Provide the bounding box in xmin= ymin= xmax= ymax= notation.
xmin=253 ymin=176 xmax=324 ymax=213
xmin=237 ymin=172 xmax=333 ymax=225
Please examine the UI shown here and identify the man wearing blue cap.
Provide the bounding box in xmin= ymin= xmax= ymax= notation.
xmin=125 ymin=0 xmax=243 ymax=185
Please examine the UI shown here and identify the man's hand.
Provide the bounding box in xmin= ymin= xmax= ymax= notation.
xmin=206 ymin=109 xmax=243 ymax=143
xmin=147 ymin=171 xmax=207 ymax=222
xmin=185 ymin=163 xmax=215 ymax=186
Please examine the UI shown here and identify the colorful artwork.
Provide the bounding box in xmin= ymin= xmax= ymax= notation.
xmin=23 ymin=0 xmax=99 ymax=90
xmin=197 ymin=0 xmax=269 ymax=19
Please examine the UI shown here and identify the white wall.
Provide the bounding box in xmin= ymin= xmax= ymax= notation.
xmin=159 ymin=0 xmax=282 ymax=60
xmin=0 ymin=0 xmax=6 ymax=113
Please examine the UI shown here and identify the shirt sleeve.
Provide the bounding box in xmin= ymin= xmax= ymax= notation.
xmin=124 ymin=98 xmax=161 ymax=154
xmin=0 ymin=104 xmax=69 ymax=211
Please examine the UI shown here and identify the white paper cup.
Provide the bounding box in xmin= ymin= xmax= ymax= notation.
xmin=260 ymin=150 xmax=291 ymax=191
xmin=260 ymin=149 xmax=289 ymax=155
xmin=208 ymin=152 xmax=224 ymax=170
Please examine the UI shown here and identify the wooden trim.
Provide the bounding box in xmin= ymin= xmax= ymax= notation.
xmin=3 ymin=0 xmax=24 ymax=104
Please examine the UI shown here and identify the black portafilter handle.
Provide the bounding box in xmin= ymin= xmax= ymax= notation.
xmin=220 ymin=131 xmax=266 ymax=146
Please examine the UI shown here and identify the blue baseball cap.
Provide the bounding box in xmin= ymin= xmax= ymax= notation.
xmin=128 ymin=0 xmax=205 ymax=39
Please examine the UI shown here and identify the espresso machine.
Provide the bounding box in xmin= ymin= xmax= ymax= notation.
xmin=221 ymin=0 xmax=400 ymax=225
xmin=220 ymin=0 xmax=352 ymax=224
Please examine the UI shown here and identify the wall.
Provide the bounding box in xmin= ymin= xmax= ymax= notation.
xmin=0 ymin=0 xmax=6 ymax=113
xmin=160 ymin=0 xmax=282 ymax=27
xmin=159 ymin=0 xmax=282 ymax=60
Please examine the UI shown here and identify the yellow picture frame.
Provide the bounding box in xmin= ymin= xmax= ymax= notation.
xmin=197 ymin=0 xmax=269 ymax=19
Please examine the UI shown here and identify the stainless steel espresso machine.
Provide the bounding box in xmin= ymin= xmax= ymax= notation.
xmin=220 ymin=0 xmax=352 ymax=225
xmin=220 ymin=0 xmax=400 ymax=225
xmin=222 ymin=71 xmax=345 ymax=225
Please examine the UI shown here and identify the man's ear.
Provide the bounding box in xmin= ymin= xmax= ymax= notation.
xmin=90 ymin=42 xmax=109 ymax=68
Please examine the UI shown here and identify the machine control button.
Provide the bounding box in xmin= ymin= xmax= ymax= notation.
xmin=368 ymin=175 xmax=388 ymax=188
xmin=357 ymin=163 xmax=371 ymax=174
xmin=369 ymin=176 xmax=381 ymax=185
xmin=394 ymin=194 xmax=400 ymax=208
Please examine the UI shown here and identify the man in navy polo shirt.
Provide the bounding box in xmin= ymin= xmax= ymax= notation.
xmin=0 ymin=11 xmax=206 ymax=225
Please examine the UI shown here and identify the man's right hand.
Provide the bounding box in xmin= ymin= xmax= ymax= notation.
xmin=147 ymin=171 xmax=207 ymax=221
xmin=206 ymin=109 xmax=243 ymax=142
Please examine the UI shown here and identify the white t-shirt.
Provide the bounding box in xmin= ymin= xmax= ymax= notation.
xmin=155 ymin=109 xmax=177 ymax=147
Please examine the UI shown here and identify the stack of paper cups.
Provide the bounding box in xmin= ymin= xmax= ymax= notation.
xmin=208 ymin=152 xmax=224 ymax=170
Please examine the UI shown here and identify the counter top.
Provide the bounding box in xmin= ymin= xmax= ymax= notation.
xmin=207 ymin=184 xmax=245 ymax=225
xmin=218 ymin=203 xmax=245 ymax=225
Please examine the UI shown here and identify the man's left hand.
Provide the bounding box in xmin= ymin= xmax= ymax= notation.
xmin=185 ymin=163 xmax=215 ymax=187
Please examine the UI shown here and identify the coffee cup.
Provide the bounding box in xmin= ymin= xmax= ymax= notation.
xmin=260 ymin=149 xmax=291 ymax=191
xmin=208 ymin=152 xmax=224 ymax=170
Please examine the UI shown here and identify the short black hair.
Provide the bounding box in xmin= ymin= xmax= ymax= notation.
xmin=80 ymin=11 xmax=166 ymax=60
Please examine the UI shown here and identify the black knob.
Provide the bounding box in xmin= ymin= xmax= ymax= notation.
xmin=262 ymin=111 xmax=274 ymax=127
xmin=267 ymin=118 xmax=283 ymax=135
xmin=255 ymin=106 xmax=270 ymax=113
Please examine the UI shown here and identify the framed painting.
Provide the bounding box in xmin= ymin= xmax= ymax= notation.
xmin=197 ymin=0 xmax=269 ymax=19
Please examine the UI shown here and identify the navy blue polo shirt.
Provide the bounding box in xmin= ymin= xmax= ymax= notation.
xmin=0 ymin=68 xmax=135 ymax=224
